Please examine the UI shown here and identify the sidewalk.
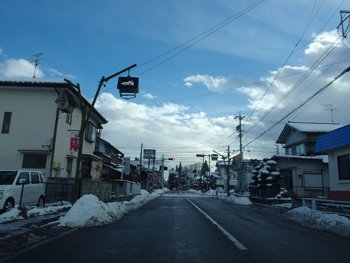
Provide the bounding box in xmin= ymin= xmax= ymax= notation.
xmin=0 ymin=195 xmax=137 ymax=259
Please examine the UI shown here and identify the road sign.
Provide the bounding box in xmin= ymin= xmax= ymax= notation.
xmin=125 ymin=157 xmax=131 ymax=175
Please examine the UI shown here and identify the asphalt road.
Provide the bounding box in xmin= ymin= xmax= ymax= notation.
xmin=2 ymin=190 xmax=350 ymax=263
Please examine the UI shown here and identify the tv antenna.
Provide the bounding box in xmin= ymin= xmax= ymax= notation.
xmin=32 ymin=53 xmax=43 ymax=78
xmin=322 ymin=104 xmax=339 ymax=122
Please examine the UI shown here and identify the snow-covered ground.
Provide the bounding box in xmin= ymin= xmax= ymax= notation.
xmin=0 ymin=188 xmax=349 ymax=238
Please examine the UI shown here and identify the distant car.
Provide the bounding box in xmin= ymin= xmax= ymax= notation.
xmin=172 ymin=187 xmax=177 ymax=191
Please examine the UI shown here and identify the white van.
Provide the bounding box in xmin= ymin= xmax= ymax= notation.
xmin=0 ymin=170 xmax=46 ymax=212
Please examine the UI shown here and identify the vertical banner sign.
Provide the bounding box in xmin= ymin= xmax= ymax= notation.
xmin=232 ymin=153 xmax=243 ymax=170
xmin=125 ymin=157 xmax=131 ymax=175
xmin=70 ymin=132 xmax=80 ymax=152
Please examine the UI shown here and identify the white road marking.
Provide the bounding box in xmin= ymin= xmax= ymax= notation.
xmin=186 ymin=198 xmax=248 ymax=251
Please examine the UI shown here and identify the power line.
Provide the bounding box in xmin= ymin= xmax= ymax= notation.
xmin=248 ymin=0 xmax=322 ymax=118
xmin=245 ymin=38 xmax=343 ymax=138
xmin=133 ymin=0 xmax=266 ymax=76
xmin=244 ymin=65 xmax=350 ymax=148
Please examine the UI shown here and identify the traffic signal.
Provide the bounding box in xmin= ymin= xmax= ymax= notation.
xmin=168 ymin=158 xmax=175 ymax=160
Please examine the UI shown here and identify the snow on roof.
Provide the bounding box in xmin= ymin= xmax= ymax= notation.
xmin=287 ymin=121 xmax=342 ymax=133
xmin=276 ymin=121 xmax=342 ymax=144
xmin=0 ymin=77 xmax=67 ymax=84
xmin=273 ymin=154 xmax=328 ymax=163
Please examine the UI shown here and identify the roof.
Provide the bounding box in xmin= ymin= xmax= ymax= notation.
xmin=0 ymin=78 xmax=68 ymax=86
xmin=272 ymin=154 xmax=328 ymax=163
xmin=314 ymin=124 xmax=350 ymax=154
xmin=0 ymin=78 xmax=108 ymax=124
xmin=276 ymin=121 xmax=342 ymax=144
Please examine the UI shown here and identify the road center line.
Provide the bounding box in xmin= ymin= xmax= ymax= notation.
xmin=186 ymin=198 xmax=248 ymax=251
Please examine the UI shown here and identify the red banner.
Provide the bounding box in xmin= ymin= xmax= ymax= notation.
xmin=70 ymin=132 xmax=80 ymax=152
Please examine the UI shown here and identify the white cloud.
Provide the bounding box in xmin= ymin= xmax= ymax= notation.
xmin=0 ymin=58 xmax=45 ymax=78
xmin=184 ymin=82 xmax=192 ymax=88
xmin=0 ymin=48 xmax=3 ymax=54
xmin=143 ymin=93 xmax=157 ymax=99
xmin=47 ymin=68 xmax=76 ymax=79
xmin=95 ymin=93 xmax=232 ymax=164
xmin=183 ymin=74 xmax=228 ymax=92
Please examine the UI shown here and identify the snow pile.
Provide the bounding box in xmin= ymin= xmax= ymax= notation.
xmin=188 ymin=189 xmax=252 ymax=205
xmin=219 ymin=194 xmax=252 ymax=205
xmin=284 ymin=206 xmax=350 ymax=237
xmin=58 ymin=189 xmax=165 ymax=228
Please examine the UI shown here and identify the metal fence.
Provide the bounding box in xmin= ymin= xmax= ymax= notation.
xmin=293 ymin=186 xmax=329 ymax=199
xmin=45 ymin=181 xmax=75 ymax=204
xmin=302 ymin=198 xmax=350 ymax=217
xmin=45 ymin=178 xmax=112 ymax=204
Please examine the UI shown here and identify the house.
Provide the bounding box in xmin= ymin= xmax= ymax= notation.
xmin=272 ymin=121 xmax=342 ymax=198
xmin=0 ymin=78 xmax=107 ymax=180
xmin=94 ymin=138 xmax=124 ymax=180
xmin=216 ymin=160 xmax=237 ymax=189
xmin=235 ymin=159 xmax=259 ymax=192
xmin=314 ymin=124 xmax=350 ymax=201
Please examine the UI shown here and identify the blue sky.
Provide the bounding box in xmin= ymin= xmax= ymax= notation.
xmin=1 ymin=0 xmax=350 ymax=168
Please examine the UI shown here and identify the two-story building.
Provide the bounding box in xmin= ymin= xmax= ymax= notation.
xmin=272 ymin=121 xmax=342 ymax=198
xmin=0 ymin=78 xmax=107 ymax=180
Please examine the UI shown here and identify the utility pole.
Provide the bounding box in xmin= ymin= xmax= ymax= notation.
xmin=140 ymin=143 xmax=143 ymax=184
xmin=227 ymin=146 xmax=230 ymax=197
xmin=235 ymin=112 xmax=246 ymax=154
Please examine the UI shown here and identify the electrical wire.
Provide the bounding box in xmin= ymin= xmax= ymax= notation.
xmin=243 ymin=65 xmax=350 ymax=148
xmin=133 ymin=0 xmax=266 ymax=76
xmin=248 ymin=0 xmax=322 ymax=118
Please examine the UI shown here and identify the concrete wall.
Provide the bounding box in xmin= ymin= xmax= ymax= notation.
xmin=131 ymin=182 xmax=141 ymax=195
xmin=81 ymin=179 xmax=111 ymax=201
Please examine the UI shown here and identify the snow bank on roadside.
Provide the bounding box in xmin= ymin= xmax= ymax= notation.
xmin=284 ymin=206 xmax=350 ymax=237
xmin=188 ymin=189 xmax=252 ymax=205
xmin=58 ymin=188 xmax=168 ymax=228
xmin=218 ymin=194 xmax=252 ymax=205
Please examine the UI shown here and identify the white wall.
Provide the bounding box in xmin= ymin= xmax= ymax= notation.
xmin=327 ymin=147 xmax=350 ymax=191
xmin=0 ymin=86 xmax=58 ymax=177
xmin=0 ymin=84 xmax=103 ymax=179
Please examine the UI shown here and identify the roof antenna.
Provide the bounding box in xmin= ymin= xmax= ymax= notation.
xmin=32 ymin=52 xmax=43 ymax=78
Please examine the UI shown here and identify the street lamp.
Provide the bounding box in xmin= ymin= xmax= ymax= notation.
xmin=64 ymin=64 xmax=137 ymax=204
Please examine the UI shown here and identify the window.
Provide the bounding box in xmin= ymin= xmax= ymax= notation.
xmin=338 ymin=154 xmax=350 ymax=180
xmin=22 ymin=154 xmax=47 ymax=169
xmin=16 ymin=172 xmax=29 ymax=185
xmin=1 ymin=112 xmax=12 ymax=134
xmin=31 ymin=172 xmax=39 ymax=184
xmin=286 ymin=144 xmax=305 ymax=156
xmin=67 ymin=158 xmax=73 ymax=177
xmin=66 ymin=112 xmax=72 ymax=125
xmin=85 ymin=122 xmax=96 ymax=142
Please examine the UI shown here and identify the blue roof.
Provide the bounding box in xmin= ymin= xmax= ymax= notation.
xmin=314 ymin=124 xmax=350 ymax=153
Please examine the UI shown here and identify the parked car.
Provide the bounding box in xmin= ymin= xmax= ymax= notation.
xmin=0 ymin=170 xmax=46 ymax=212
xmin=172 ymin=187 xmax=177 ymax=191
